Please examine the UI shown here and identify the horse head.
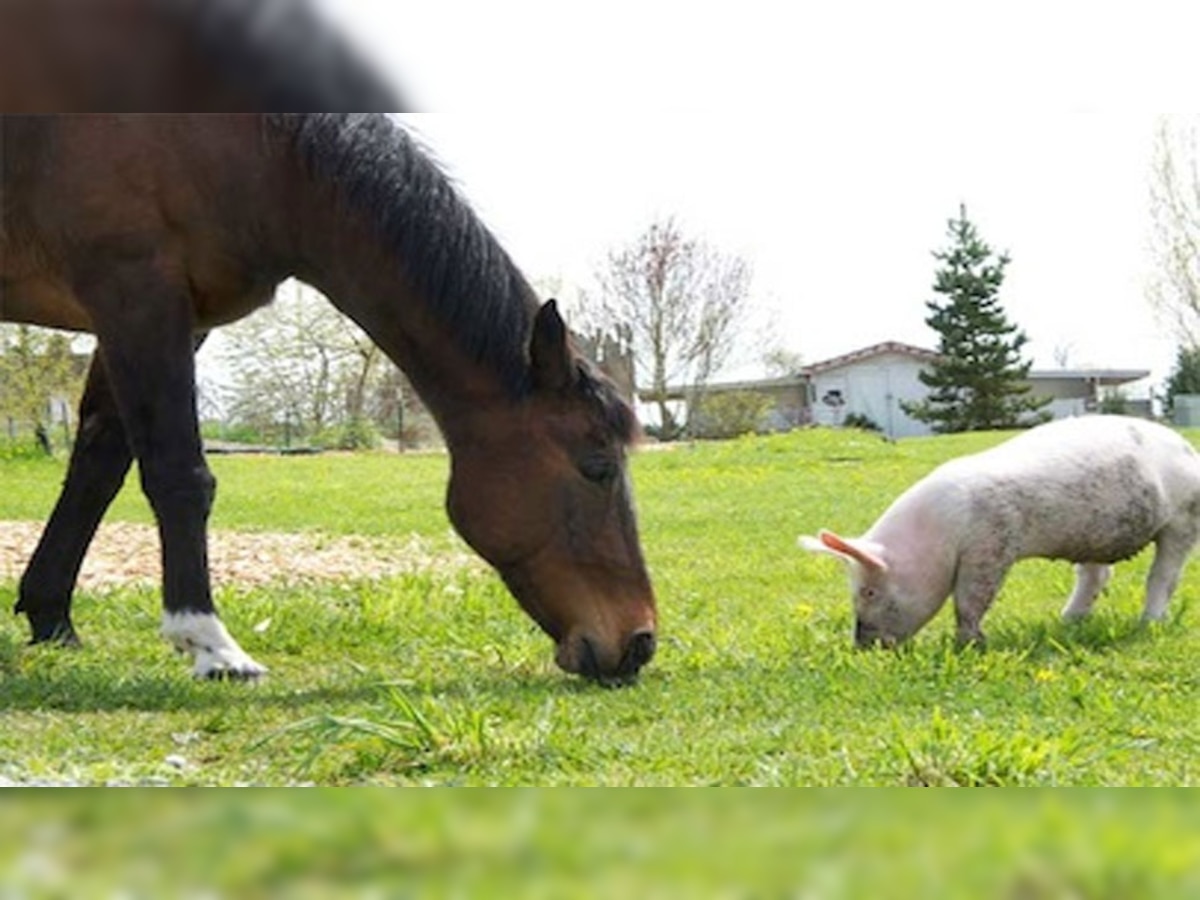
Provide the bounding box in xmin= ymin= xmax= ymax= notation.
xmin=445 ymin=302 xmax=657 ymax=685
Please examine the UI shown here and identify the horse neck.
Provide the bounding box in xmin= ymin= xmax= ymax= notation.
xmin=288 ymin=193 xmax=532 ymax=445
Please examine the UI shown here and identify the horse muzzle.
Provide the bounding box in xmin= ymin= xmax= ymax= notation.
xmin=556 ymin=628 xmax=657 ymax=686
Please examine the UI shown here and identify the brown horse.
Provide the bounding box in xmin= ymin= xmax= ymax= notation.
xmin=0 ymin=114 xmax=657 ymax=684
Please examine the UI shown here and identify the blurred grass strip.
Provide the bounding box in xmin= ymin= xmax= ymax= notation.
xmin=0 ymin=790 xmax=1196 ymax=898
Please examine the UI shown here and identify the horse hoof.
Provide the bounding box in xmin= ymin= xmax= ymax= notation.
xmin=162 ymin=612 xmax=267 ymax=682
xmin=200 ymin=665 xmax=267 ymax=682
xmin=26 ymin=619 xmax=82 ymax=648
xmin=190 ymin=651 xmax=268 ymax=682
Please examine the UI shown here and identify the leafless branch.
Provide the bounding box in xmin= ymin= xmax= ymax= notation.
xmin=591 ymin=217 xmax=754 ymax=437
xmin=1148 ymin=117 xmax=1200 ymax=346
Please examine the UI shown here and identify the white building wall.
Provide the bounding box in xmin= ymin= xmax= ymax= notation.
xmin=1174 ymin=395 xmax=1200 ymax=427
xmin=799 ymin=348 xmax=1148 ymax=439
xmin=1045 ymin=397 xmax=1090 ymax=419
xmin=809 ymin=353 xmax=933 ymax=438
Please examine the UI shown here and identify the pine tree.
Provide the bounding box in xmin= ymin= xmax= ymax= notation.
xmin=902 ymin=205 xmax=1051 ymax=433
xmin=1163 ymin=344 xmax=1200 ymax=416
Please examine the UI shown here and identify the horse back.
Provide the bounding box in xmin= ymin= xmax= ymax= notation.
xmin=1 ymin=114 xmax=293 ymax=333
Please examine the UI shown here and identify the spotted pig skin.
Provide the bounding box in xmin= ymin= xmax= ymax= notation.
xmin=802 ymin=416 xmax=1200 ymax=647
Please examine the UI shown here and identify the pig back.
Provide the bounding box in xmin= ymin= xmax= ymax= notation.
xmin=942 ymin=417 xmax=1200 ymax=565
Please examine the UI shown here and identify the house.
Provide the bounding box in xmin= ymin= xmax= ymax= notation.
xmin=1026 ymin=367 xmax=1154 ymax=420
xmin=641 ymin=341 xmax=1151 ymax=439
xmin=801 ymin=341 xmax=940 ymax=438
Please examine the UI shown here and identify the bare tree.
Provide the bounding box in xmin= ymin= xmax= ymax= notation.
xmin=589 ymin=217 xmax=753 ymax=438
xmin=1148 ymin=117 xmax=1200 ymax=345
xmin=762 ymin=347 xmax=805 ymax=378
xmin=1051 ymin=342 xmax=1074 ymax=369
xmin=219 ymin=282 xmax=397 ymax=446
xmin=533 ymin=275 xmax=638 ymax=400
xmin=365 ymin=362 xmax=440 ymax=449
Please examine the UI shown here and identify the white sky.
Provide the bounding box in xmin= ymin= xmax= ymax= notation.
xmin=305 ymin=0 xmax=1200 ymax=394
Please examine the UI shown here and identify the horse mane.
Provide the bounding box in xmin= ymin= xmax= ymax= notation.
xmin=269 ymin=113 xmax=638 ymax=442
xmin=269 ymin=113 xmax=540 ymax=397
xmin=577 ymin=360 xmax=640 ymax=445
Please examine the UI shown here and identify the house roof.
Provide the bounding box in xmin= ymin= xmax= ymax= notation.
xmin=1027 ymin=368 xmax=1150 ymax=386
xmin=801 ymin=344 xmax=1150 ymax=386
xmin=801 ymin=341 xmax=940 ymax=375
xmin=637 ymin=342 xmax=1151 ymax=402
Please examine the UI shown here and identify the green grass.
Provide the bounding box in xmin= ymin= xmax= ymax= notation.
xmin=3 ymin=790 xmax=1200 ymax=898
xmin=2 ymin=429 xmax=1200 ymax=787
xmin=0 ymin=450 xmax=452 ymax=536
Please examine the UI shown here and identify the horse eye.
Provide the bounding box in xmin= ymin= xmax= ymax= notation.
xmin=578 ymin=453 xmax=619 ymax=484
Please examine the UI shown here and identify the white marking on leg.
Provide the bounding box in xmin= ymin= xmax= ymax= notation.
xmin=161 ymin=611 xmax=267 ymax=679
xmin=1062 ymin=563 xmax=1111 ymax=620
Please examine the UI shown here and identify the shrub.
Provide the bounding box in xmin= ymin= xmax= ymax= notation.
xmin=843 ymin=412 xmax=882 ymax=432
xmin=327 ymin=418 xmax=381 ymax=451
xmin=1098 ymin=390 xmax=1129 ymax=415
xmin=688 ymin=391 xmax=773 ymax=440
xmin=0 ymin=437 xmax=54 ymax=461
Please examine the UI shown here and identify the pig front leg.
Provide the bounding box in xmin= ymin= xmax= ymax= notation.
xmin=951 ymin=556 xmax=1010 ymax=647
xmin=1061 ymin=563 xmax=1112 ymax=621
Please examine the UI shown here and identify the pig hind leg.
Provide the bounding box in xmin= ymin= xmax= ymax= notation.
xmin=1061 ymin=563 xmax=1112 ymax=621
xmin=1142 ymin=524 xmax=1199 ymax=621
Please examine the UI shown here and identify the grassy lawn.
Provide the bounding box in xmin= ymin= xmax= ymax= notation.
xmin=1 ymin=428 xmax=1199 ymax=788
xmin=4 ymin=790 xmax=1200 ymax=897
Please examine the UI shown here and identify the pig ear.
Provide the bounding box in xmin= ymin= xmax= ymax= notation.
xmin=800 ymin=529 xmax=888 ymax=573
xmin=799 ymin=534 xmax=837 ymax=556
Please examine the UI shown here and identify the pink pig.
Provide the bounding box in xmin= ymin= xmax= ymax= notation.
xmin=802 ymin=415 xmax=1200 ymax=647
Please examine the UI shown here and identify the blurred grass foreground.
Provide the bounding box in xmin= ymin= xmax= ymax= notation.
xmin=0 ymin=790 xmax=1197 ymax=898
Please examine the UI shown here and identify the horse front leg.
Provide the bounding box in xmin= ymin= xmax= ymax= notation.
xmin=82 ymin=265 xmax=265 ymax=680
xmin=15 ymin=352 xmax=133 ymax=645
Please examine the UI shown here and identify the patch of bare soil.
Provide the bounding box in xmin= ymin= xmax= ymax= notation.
xmin=0 ymin=521 xmax=481 ymax=592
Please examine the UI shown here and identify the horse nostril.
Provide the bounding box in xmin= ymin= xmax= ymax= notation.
xmin=627 ymin=629 xmax=656 ymax=670
xmin=577 ymin=631 xmax=656 ymax=684
xmin=578 ymin=636 xmax=602 ymax=681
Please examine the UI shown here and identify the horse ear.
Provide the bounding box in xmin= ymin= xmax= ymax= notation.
xmin=530 ymin=299 xmax=577 ymax=392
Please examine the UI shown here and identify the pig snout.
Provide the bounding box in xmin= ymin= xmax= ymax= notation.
xmin=854 ymin=621 xmax=899 ymax=649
